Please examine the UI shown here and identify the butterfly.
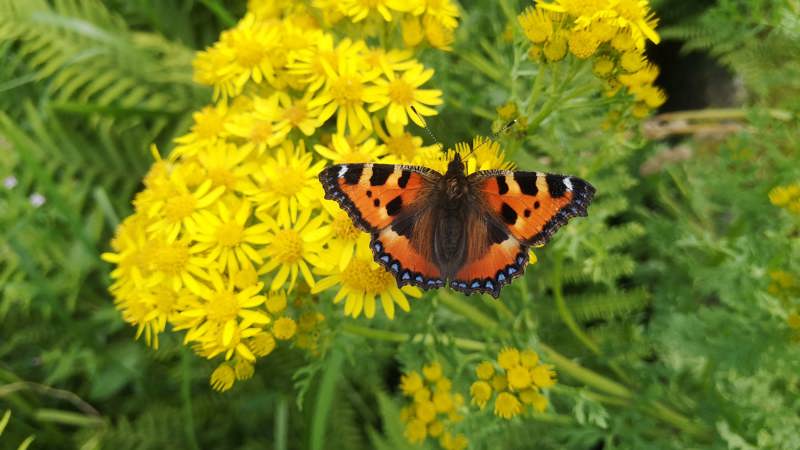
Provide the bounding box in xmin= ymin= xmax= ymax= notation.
xmin=318 ymin=151 xmax=595 ymax=298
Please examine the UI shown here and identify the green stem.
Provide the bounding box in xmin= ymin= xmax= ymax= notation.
xmin=341 ymin=323 xmax=486 ymax=351
xmin=180 ymin=350 xmax=200 ymax=450
xmin=198 ymin=0 xmax=237 ymax=27
xmin=552 ymin=255 xmax=601 ymax=355
xmin=438 ymin=291 xmax=511 ymax=339
xmin=651 ymin=107 xmax=792 ymax=122
xmin=275 ymin=395 xmax=288 ymax=450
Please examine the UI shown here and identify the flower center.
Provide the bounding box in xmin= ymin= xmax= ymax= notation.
xmin=235 ymin=39 xmax=267 ymax=68
xmin=284 ymin=102 xmax=309 ymax=125
xmin=164 ymin=193 xmax=196 ymax=223
xmin=270 ymin=167 xmax=306 ymax=197
xmin=387 ymin=78 xmax=415 ymax=106
xmin=332 ymin=213 xmax=361 ymax=240
xmin=153 ymin=241 xmax=190 ymax=276
xmin=217 ymin=221 xmax=244 ymax=247
xmin=340 ymin=258 xmax=394 ymax=293
xmin=207 ymin=167 xmax=236 ymax=190
xmin=386 ymin=134 xmax=417 ymax=160
xmin=330 ymin=75 xmax=364 ymax=106
xmin=194 ymin=110 xmax=225 ymax=140
xmin=250 ymin=120 xmax=274 ymax=144
xmin=271 ymin=229 xmax=304 ymax=264
xmin=207 ymin=291 xmax=239 ymax=323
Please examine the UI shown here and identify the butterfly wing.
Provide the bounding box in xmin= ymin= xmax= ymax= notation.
xmin=449 ymin=170 xmax=596 ymax=297
xmin=319 ymin=163 xmax=445 ymax=289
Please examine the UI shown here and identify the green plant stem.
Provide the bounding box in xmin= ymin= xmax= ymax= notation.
xmin=437 ymin=291 xmax=511 ymax=339
xmin=651 ymin=107 xmax=793 ymax=122
xmin=552 ymin=255 xmax=601 ymax=355
xmin=340 ymin=323 xmax=486 ymax=351
xmin=198 ymin=0 xmax=237 ymax=27
xmin=180 ymin=350 xmax=200 ymax=450
xmin=275 ymin=395 xmax=288 ymax=450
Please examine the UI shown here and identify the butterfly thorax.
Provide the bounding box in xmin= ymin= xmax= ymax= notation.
xmin=431 ymin=154 xmax=473 ymax=275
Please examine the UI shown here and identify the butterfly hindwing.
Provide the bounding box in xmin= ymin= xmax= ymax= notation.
xmin=470 ymin=170 xmax=596 ymax=246
xmin=319 ymin=163 xmax=445 ymax=289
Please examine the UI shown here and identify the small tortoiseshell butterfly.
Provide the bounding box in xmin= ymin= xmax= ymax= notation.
xmin=318 ymin=149 xmax=595 ymax=298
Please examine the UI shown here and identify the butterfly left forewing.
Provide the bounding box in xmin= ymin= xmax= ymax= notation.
xmin=319 ymin=163 xmax=445 ymax=289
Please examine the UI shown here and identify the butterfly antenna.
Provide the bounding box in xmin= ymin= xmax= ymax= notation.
xmin=464 ymin=119 xmax=518 ymax=159
xmin=410 ymin=106 xmax=445 ymax=154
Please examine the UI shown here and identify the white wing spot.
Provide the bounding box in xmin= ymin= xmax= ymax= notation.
xmin=563 ymin=177 xmax=573 ymax=191
xmin=338 ymin=166 xmax=348 ymax=177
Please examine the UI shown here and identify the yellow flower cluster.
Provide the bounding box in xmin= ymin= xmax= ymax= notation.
xmin=518 ymin=0 xmax=666 ymax=117
xmin=767 ymin=270 xmax=800 ymax=342
xmin=399 ymin=362 xmax=468 ymax=450
xmin=470 ymin=347 xmax=556 ymax=419
xmin=769 ymin=183 xmax=800 ymax=214
xmin=104 ymin=0 xmax=464 ymax=389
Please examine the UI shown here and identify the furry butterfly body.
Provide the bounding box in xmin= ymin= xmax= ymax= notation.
xmin=318 ymin=153 xmax=595 ymax=298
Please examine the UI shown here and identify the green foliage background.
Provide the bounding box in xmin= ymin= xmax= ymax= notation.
xmin=1 ymin=0 xmax=798 ymax=449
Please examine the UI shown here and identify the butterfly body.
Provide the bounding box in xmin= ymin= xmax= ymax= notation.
xmin=319 ymin=152 xmax=595 ymax=298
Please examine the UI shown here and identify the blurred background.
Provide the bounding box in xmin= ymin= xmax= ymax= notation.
xmin=1 ymin=0 xmax=799 ymax=449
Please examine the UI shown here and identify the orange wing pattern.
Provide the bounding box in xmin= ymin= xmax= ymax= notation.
xmin=319 ymin=163 xmax=445 ymax=289
xmin=471 ymin=170 xmax=595 ymax=246
xmin=446 ymin=170 xmax=595 ymax=298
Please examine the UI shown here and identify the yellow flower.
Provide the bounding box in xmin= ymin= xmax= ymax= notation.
xmin=475 ymin=361 xmax=495 ymax=380
xmin=440 ymin=432 xmax=469 ymax=450
xmin=260 ymin=208 xmax=330 ymax=291
xmin=234 ymin=360 xmax=255 ymax=380
xmin=265 ymin=291 xmax=288 ymax=314
xmin=433 ymin=391 xmax=453 ymax=412
xmin=543 ymin=31 xmax=568 ymax=62
xmin=404 ymin=419 xmax=427 ymax=443
xmin=274 ymin=92 xmax=322 ymax=136
xmin=340 ymin=0 xmax=396 ymax=22
xmin=146 ymin=174 xmax=226 ymax=243
xmin=218 ymin=13 xmax=281 ymax=92
xmin=518 ymin=7 xmax=553 ymax=44
xmin=769 ymin=184 xmax=800 ymax=207
xmin=416 ymin=400 xmax=437 ymax=423
xmin=470 ymin=381 xmax=492 ymax=409
xmin=173 ymin=104 xmax=230 ymax=159
xmin=225 ymin=95 xmax=289 ymax=154
xmin=423 ymin=15 xmax=455 ymax=51
xmin=414 ymin=387 xmax=431 ymax=403
xmin=401 ymin=371 xmax=424 ymax=395
xmin=321 ymin=199 xmax=364 ymax=270
xmin=531 ymin=364 xmax=557 ymax=388
xmin=422 ymin=0 xmax=460 ymax=29
xmin=494 ymin=392 xmax=522 ymax=419
xmin=402 ymin=15 xmax=425 ymax=47
xmin=289 ymin=34 xmax=367 ymax=93
xmin=273 ymin=317 xmax=298 ymax=340
xmin=314 ymin=133 xmax=389 ymax=163
xmin=195 ymin=142 xmax=256 ymax=193
xmin=497 ymin=347 xmax=521 ymax=369
xmin=210 ymin=363 xmax=236 ymax=392
xmin=247 ymin=140 xmax=326 ymax=226
xmin=365 ymin=63 xmax=443 ymax=127
xmin=520 ymin=349 xmax=540 ymax=367
xmin=187 ymin=201 xmax=271 ymax=274
xmin=593 ymin=56 xmax=615 ymax=77
xmin=374 ymin=119 xmax=434 ymax=162
xmin=308 ymin=52 xmax=381 ymax=134
xmin=413 ymin=136 xmax=512 ymax=175
xmin=620 ymin=50 xmax=645 ymax=72
xmin=423 ymin=361 xmax=443 ymax=381
xmin=428 ymin=420 xmax=444 ymax=437
xmin=507 ymin=366 xmax=532 ymax=390
xmin=491 ymin=374 xmax=508 ymax=391
xmin=249 ymin=332 xmax=277 ymax=357
xmin=313 ymin=234 xmax=422 ymax=319
xmin=568 ymin=28 xmax=601 ymax=58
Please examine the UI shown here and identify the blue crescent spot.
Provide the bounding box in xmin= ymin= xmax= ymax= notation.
xmin=508 ymin=267 xmax=517 ymax=275
xmin=517 ymin=255 xmax=525 ymax=265
xmin=415 ymin=275 xmax=423 ymax=282
xmin=471 ymin=281 xmax=480 ymax=288
xmin=402 ymin=272 xmax=411 ymax=280
xmin=390 ymin=263 xmax=399 ymax=272
xmin=450 ymin=281 xmax=458 ymax=287
xmin=497 ymin=273 xmax=506 ymax=281
xmin=380 ymin=255 xmax=390 ymax=263
xmin=485 ymin=281 xmax=494 ymax=290
xmin=428 ymin=280 xmax=438 ymax=285
xmin=458 ymin=282 xmax=467 ymax=288
xmin=373 ymin=242 xmax=382 ymax=251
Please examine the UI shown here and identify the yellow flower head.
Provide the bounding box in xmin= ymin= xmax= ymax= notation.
xmin=470 ymin=380 xmax=492 ymax=409
xmin=475 ymin=361 xmax=495 ymax=380
xmin=518 ymin=7 xmax=554 ymax=44
xmin=401 ymin=371 xmax=424 ymax=395
xmin=314 ymin=234 xmax=421 ymax=319
xmin=273 ymin=316 xmax=298 ymax=340
xmin=210 ymin=363 xmax=236 ymax=392
xmin=494 ymin=392 xmax=522 ymax=419
xmin=314 ymin=133 xmax=389 ymax=164
xmin=365 ymin=63 xmax=443 ymax=127
xmin=497 ymin=347 xmax=521 ymax=369
xmin=423 ymin=361 xmax=443 ymax=381
xmin=260 ymin=208 xmax=330 ymax=291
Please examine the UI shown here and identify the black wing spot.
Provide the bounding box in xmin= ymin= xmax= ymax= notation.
xmin=534 ymin=201 xmax=540 ymax=209
xmin=500 ymin=203 xmax=517 ymax=225
xmin=366 ymin=190 xmax=372 ymax=197
xmin=370 ymin=166 xmax=393 ymax=186
xmin=496 ymin=176 xmax=509 ymax=195
xmin=524 ymin=209 xmax=531 ymax=218
xmin=488 ymin=221 xmax=508 ymax=244
xmin=373 ymin=199 xmax=380 ymax=207
xmin=515 ymin=173 xmax=538 ymax=196
xmin=386 ymin=196 xmax=403 ymax=216
xmin=397 ymin=170 xmax=411 ymax=188
xmin=343 ymin=166 xmax=363 ymax=185
xmin=546 ymin=174 xmax=566 ymax=198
